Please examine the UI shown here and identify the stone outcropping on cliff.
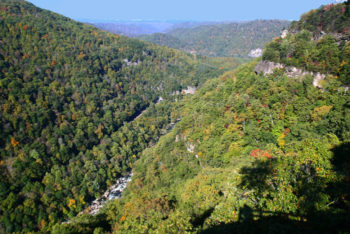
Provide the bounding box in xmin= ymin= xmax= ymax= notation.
xmin=254 ymin=60 xmax=326 ymax=89
xmin=248 ymin=48 xmax=263 ymax=58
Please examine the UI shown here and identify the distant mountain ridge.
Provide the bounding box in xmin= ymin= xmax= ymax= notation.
xmin=87 ymin=21 xmax=175 ymax=37
xmin=138 ymin=20 xmax=290 ymax=57
xmin=88 ymin=21 xmax=219 ymax=37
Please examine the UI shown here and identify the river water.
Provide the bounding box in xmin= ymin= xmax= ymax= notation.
xmin=75 ymin=100 xmax=183 ymax=217
xmin=80 ymin=172 xmax=133 ymax=216
xmin=62 ymin=96 xmax=186 ymax=223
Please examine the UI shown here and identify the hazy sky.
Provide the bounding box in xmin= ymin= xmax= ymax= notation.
xmin=27 ymin=0 xmax=340 ymax=22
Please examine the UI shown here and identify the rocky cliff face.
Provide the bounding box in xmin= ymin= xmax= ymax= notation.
xmin=254 ymin=61 xmax=284 ymax=75
xmin=254 ymin=60 xmax=326 ymax=88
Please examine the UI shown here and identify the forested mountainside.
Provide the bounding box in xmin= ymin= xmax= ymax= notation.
xmin=0 ymin=0 xmax=239 ymax=232
xmin=56 ymin=2 xmax=350 ymax=233
xmin=59 ymin=64 xmax=350 ymax=233
xmin=263 ymin=2 xmax=350 ymax=85
xmin=290 ymin=1 xmax=350 ymax=35
xmin=138 ymin=20 xmax=290 ymax=58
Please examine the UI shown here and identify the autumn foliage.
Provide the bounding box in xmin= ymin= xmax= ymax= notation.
xmin=250 ymin=149 xmax=272 ymax=159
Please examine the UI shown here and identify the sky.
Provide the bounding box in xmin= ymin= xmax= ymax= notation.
xmin=27 ymin=0 xmax=341 ymax=22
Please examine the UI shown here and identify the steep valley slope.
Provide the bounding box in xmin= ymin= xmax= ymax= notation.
xmin=0 ymin=0 xmax=238 ymax=232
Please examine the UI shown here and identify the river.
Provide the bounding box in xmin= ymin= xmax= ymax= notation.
xmin=72 ymin=97 xmax=183 ymax=218
xmin=78 ymin=172 xmax=133 ymax=216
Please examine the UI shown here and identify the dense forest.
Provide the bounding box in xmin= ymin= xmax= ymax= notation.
xmin=0 ymin=0 xmax=240 ymax=232
xmin=59 ymin=64 xmax=350 ymax=233
xmin=138 ymin=20 xmax=290 ymax=58
xmin=1 ymin=0 xmax=350 ymax=233
xmin=56 ymin=2 xmax=350 ymax=233
xmin=290 ymin=1 xmax=350 ymax=35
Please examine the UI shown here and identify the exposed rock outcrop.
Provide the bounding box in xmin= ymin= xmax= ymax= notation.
xmin=254 ymin=61 xmax=284 ymax=75
xmin=123 ymin=58 xmax=141 ymax=66
xmin=182 ymin=86 xmax=197 ymax=94
xmin=248 ymin=48 xmax=263 ymax=58
xmin=254 ymin=60 xmax=326 ymax=88
xmin=186 ymin=143 xmax=195 ymax=153
xmin=281 ymin=29 xmax=288 ymax=39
